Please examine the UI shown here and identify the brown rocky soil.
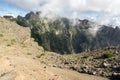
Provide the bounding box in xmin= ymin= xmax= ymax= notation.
xmin=40 ymin=47 xmax=120 ymax=80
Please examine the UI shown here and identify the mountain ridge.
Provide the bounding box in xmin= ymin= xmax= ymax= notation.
xmin=14 ymin=11 xmax=120 ymax=54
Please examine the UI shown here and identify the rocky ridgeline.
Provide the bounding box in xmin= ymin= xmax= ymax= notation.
xmin=40 ymin=46 xmax=120 ymax=79
xmin=15 ymin=11 xmax=120 ymax=54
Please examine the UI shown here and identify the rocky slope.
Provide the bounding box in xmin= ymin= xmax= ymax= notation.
xmin=0 ymin=17 xmax=110 ymax=80
xmin=17 ymin=11 xmax=120 ymax=54
xmin=40 ymin=46 xmax=120 ymax=79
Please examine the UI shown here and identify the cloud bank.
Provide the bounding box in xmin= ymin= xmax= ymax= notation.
xmin=3 ymin=0 xmax=120 ymax=26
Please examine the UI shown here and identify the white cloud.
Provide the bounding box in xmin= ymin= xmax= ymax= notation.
xmin=4 ymin=13 xmax=15 ymax=17
xmin=4 ymin=0 xmax=120 ymax=14
xmin=3 ymin=0 xmax=120 ymax=25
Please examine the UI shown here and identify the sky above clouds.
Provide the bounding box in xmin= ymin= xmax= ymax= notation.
xmin=0 ymin=0 xmax=28 ymax=17
xmin=0 ymin=0 xmax=120 ymax=26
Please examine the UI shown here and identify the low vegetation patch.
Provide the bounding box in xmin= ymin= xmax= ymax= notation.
xmin=0 ymin=34 xmax=3 ymax=37
xmin=83 ymin=54 xmax=91 ymax=59
xmin=27 ymin=53 xmax=32 ymax=55
xmin=9 ymin=18 xmax=17 ymax=22
xmin=103 ymin=52 xmax=115 ymax=58
xmin=83 ymin=55 xmax=89 ymax=59
xmin=6 ymin=44 xmax=11 ymax=46
xmin=11 ymin=39 xmax=16 ymax=43
xmin=6 ymin=39 xmax=16 ymax=47
xmin=11 ymin=39 xmax=16 ymax=45
xmin=21 ymin=43 xmax=27 ymax=48
xmin=36 ymin=53 xmax=45 ymax=58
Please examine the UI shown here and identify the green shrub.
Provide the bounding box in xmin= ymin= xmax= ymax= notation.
xmin=27 ymin=53 xmax=32 ymax=55
xmin=36 ymin=55 xmax=41 ymax=58
xmin=7 ymin=44 xmax=11 ymax=46
xmin=83 ymin=55 xmax=90 ymax=59
xmin=0 ymin=34 xmax=3 ymax=37
xmin=103 ymin=52 xmax=114 ymax=58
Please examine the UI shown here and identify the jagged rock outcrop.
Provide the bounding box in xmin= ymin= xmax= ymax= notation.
xmin=92 ymin=26 xmax=120 ymax=50
xmin=17 ymin=15 xmax=30 ymax=27
xmin=17 ymin=12 xmax=120 ymax=54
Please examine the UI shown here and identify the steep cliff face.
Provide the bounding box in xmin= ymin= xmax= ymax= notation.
xmin=93 ymin=26 xmax=120 ymax=49
xmin=17 ymin=12 xmax=120 ymax=54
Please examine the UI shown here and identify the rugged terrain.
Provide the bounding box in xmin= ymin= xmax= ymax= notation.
xmin=17 ymin=11 xmax=120 ymax=54
xmin=0 ymin=17 xmax=112 ymax=80
xmin=40 ymin=47 xmax=120 ymax=79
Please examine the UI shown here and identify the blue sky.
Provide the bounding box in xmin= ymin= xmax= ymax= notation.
xmin=0 ymin=0 xmax=104 ymax=19
xmin=0 ymin=1 xmax=28 ymax=17
xmin=0 ymin=0 xmax=120 ymax=26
